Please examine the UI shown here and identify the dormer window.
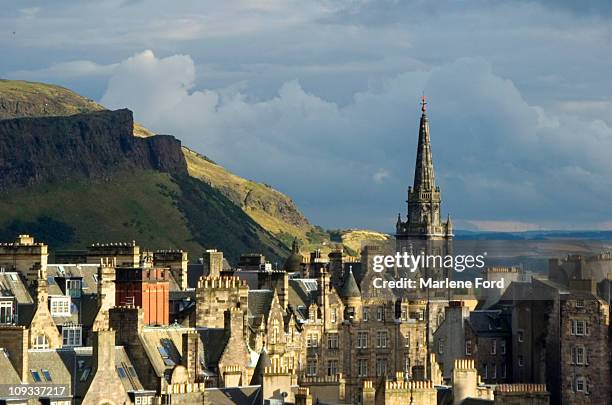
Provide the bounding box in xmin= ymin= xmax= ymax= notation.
xmin=0 ymin=300 xmax=14 ymax=324
xmin=50 ymin=297 xmax=71 ymax=316
xmin=66 ymin=279 xmax=82 ymax=298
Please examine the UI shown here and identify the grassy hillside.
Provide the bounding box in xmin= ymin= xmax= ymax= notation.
xmin=0 ymin=171 xmax=287 ymax=263
xmin=183 ymin=147 xmax=312 ymax=240
xmin=0 ymin=80 xmax=104 ymax=118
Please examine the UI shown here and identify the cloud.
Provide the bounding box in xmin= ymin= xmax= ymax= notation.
xmin=9 ymin=60 xmax=117 ymax=80
xmin=373 ymin=169 xmax=391 ymax=183
xmin=99 ymin=51 xmax=612 ymax=231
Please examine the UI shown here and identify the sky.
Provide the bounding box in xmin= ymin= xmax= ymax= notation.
xmin=2 ymin=0 xmax=612 ymax=232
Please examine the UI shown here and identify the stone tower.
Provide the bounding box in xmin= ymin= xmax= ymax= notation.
xmin=396 ymin=96 xmax=452 ymax=240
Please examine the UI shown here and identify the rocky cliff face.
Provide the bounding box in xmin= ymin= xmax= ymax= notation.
xmin=0 ymin=109 xmax=186 ymax=191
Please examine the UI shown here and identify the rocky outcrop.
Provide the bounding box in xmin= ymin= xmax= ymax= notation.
xmin=0 ymin=109 xmax=187 ymax=191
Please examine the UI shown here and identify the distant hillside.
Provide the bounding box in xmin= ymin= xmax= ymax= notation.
xmin=455 ymin=229 xmax=612 ymax=241
xmin=0 ymin=108 xmax=287 ymax=263
xmin=0 ymin=80 xmax=153 ymax=136
xmin=0 ymin=79 xmax=103 ymax=119
xmin=0 ymin=79 xmax=386 ymax=259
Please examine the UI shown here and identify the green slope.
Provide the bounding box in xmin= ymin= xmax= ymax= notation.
xmin=0 ymin=171 xmax=287 ymax=263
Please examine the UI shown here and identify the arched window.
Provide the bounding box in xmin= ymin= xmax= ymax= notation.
xmin=271 ymin=319 xmax=280 ymax=344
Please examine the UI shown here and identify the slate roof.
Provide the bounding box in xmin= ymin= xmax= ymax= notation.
xmin=0 ymin=349 xmax=21 ymax=385
xmin=0 ymin=272 xmax=33 ymax=304
xmin=467 ymin=310 xmax=511 ymax=337
xmin=139 ymin=326 xmax=186 ymax=378
xmin=205 ymin=386 xmax=262 ymax=405
xmin=247 ymin=289 xmax=274 ymax=329
xmin=250 ymin=349 xmax=271 ymax=385
xmin=340 ymin=270 xmax=361 ymax=298
xmin=198 ymin=328 xmax=229 ymax=370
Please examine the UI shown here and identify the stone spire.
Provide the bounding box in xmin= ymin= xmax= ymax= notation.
xmin=396 ymin=96 xmax=452 ymax=240
xmin=413 ymin=95 xmax=436 ymax=191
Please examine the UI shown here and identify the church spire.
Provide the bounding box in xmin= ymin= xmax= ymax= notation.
xmin=396 ymin=95 xmax=451 ymax=240
xmin=413 ymin=94 xmax=436 ymax=191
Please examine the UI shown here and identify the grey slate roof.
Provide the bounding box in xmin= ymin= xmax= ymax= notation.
xmin=206 ymin=386 xmax=262 ymax=405
xmin=0 ymin=272 xmax=33 ymax=304
xmin=247 ymin=289 xmax=274 ymax=329
xmin=467 ymin=310 xmax=511 ymax=336
xmin=340 ymin=270 xmax=361 ymax=298
xmin=198 ymin=328 xmax=229 ymax=369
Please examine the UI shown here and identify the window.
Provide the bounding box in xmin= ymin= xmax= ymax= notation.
xmin=51 ymin=401 xmax=71 ymax=405
xmin=33 ymin=335 xmax=49 ymax=350
xmin=500 ymin=340 xmax=506 ymax=355
xmin=404 ymin=356 xmax=411 ymax=374
xmin=117 ymin=366 xmax=128 ymax=378
xmin=135 ymin=397 xmax=153 ymax=405
xmin=309 ymin=306 xmax=316 ymax=322
xmin=30 ymin=369 xmax=42 ymax=382
xmin=517 ymin=330 xmax=524 ymax=342
xmin=0 ymin=301 xmax=13 ymax=324
xmin=576 ymin=299 xmax=585 ymax=308
xmin=465 ymin=340 xmax=472 ymax=356
xmin=66 ymin=279 xmax=82 ymax=297
xmin=438 ymin=338 xmax=444 ymax=354
xmin=575 ymin=376 xmax=587 ymax=392
xmin=327 ymin=333 xmax=339 ymax=349
xmin=376 ymin=358 xmax=387 ymax=377
xmin=401 ymin=308 xmax=407 ymax=321
xmin=358 ymin=359 xmax=368 ymax=377
xmin=271 ymin=319 xmax=280 ymax=344
xmin=357 ymin=331 xmax=368 ymax=348
xmin=491 ymin=339 xmax=497 ymax=355
xmin=482 ymin=363 xmax=488 ymax=379
xmin=307 ymin=359 xmax=317 ymax=376
xmin=79 ymin=367 xmax=91 ymax=382
xmin=518 ymin=355 xmax=524 ymax=367
xmin=286 ymin=356 xmax=295 ymax=371
xmin=62 ymin=325 xmax=82 ymax=347
xmin=572 ymin=320 xmax=587 ymax=336
xmin=307 ymin=333 xmax=318 ymax=348
xmin=50 ymin=297 xmax=71 ymax=316
xmin=501 ymin=363 xmax=507 ymax=378
xmin=377 ymin=307 xmax=385 ymax=322
xmin=572 ymin=346 xmax=586 ymax=365
xmin=42 ymin=369 xmax=52 ymax=382
xmin=376 ymin=331 xmax=388 ymax=348
xmin=331 ymin=308 xmax=337 ymax=323
xmin=327 ymin=360 xmax=338 ymax=376
xmin=363 ymin=307 xmax=369 ymax=321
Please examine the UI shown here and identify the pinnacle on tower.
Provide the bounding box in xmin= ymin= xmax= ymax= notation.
xmin=413 ymin=94 xmax=436 ymax=191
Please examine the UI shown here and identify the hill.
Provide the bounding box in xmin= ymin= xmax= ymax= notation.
xmin=0 ymin=108 xmax=287 ymax=263
xmin=0 ymin=79 xmax=388 ymax=259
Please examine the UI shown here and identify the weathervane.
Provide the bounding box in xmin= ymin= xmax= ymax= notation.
xmin=420 ymin=93 xmax=427 ymax=113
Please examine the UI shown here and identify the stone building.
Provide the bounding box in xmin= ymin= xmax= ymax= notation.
xmin=464 ymin=310 xmax=512 ymax=384
xmin=500 ymin=277 xmax=611 ymax=405
xmin=0 ymin=235 xmax=48 ymax=285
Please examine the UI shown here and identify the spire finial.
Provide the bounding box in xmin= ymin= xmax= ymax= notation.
xmin=420 ymin=93 xmax=427 ymax=113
